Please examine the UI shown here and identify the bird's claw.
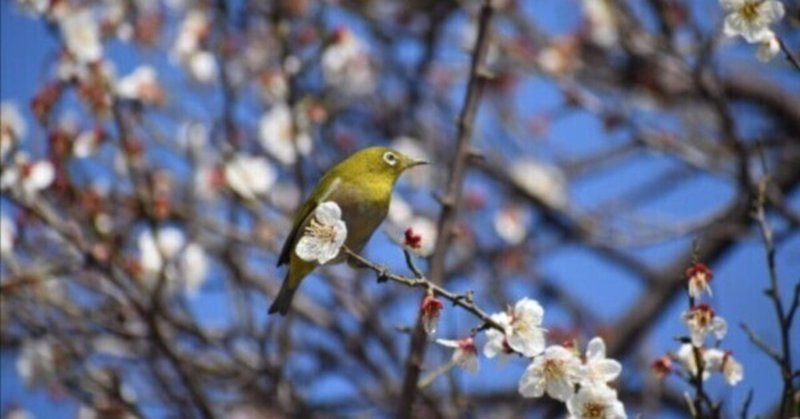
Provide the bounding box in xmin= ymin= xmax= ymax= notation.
xmin=375 ymin=265 xmax=389 ymax=283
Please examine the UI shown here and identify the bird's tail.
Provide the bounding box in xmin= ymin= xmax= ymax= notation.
xmin=268 ymin=280 xmax=298 ymax=315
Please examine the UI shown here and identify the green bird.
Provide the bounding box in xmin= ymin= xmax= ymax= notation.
xmin=269 ymin=146 xmax=428 ymax=315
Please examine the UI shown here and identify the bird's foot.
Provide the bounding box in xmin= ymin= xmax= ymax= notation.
xmin=375 ymin=265 xmax=389 ymax=283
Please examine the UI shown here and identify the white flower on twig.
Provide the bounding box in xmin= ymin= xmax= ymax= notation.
xmin=682 ymin=304 xmax=727 ymax=346
xmin=518 ymin=345 xmax=582 ymax=401
xmin=484 ymin=312 xmax=513 ymax=360
xmin=721 ymin=0 xmax=784 ymax=43
xmin=566 ymin=384 xmax=626 ymax=419
xmin=321 ymin=28 xmax=376 ymax=96
xmin=705 ymin=349 xmax=744 ymax=385
xmin=756 ymin=31 xmax=781 ymax=62
xmin=295 ymin=202 xmax=347 ymax=264
xmin=686 ymin=263 xmax=713 ymax=299
xmin=1 ymin=154 xmax=55 ymax=197
xmin=509 ymin=159 xmax=568 ymax=209
xmin=16 ymin=339 xmax=57 ymax=387
xmin=1 ymin=101 xmax=27 ymax=160
xmin=437 ymin=337 xmax=479 ymax=373
xmin=116 ymin=65 xmax=164 ymax=105
xmin=580 ymin=336 xmax=622 ymax=388
xmin=138 ymin=227 xmax=209 ymax=297
xmin=507 ymin=298 xmax=547 ymax=357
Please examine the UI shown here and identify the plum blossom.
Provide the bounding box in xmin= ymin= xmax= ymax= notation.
xmin=172 ymin=9 xmax=217 ymax=84
xmin=493 ymin=205 xmax=530 ymax=245
xmin=59 ymin=9 xmax=103 ymax=63
xmin=756 ymin=31 xmax=781 ymax=62
xmin=483 ymin=312 xmax=513 ymax=360
xmin=721 ymin=0 xmax=784 ymax=43
xmin=686 ymin=263 xmax=713 ymax=299
xmin=1 ymin=101 xmax=27 ymax=160
xmin=1 ymin=154 xmax=55 ymax=197
xmin=116 ymin=65 xmax=164 ymax=105
xmin=675 ymin=343 xmax=709 ymax=380
xmin=506 ymin=298 xmax=547 ymax=357
xmin=509 ymin=159 xmax=568 ymax=209
xmin=137 ymin=227 xmax=209 ymax=297
xmin=420 ymin=294 xmax=444 ymax=335
xmin=16 ymin=339 xmax=57 ymax=387
xmin=437 ymin=337 xmax=479 ymax=373
xmin=223 ymin=154 xmax=277 ymax=200
xmin=295 ymin=202 xmax=347 ymax=264
xmin=582 ymin=0 xmax=619 ymax=48
xmin=651 ymin=355 xmax=673 ymax=379
xmin=518 ymin=345 xmax=582 ymax=401
xmin=321 ymin=28 xmax=376 ymax=96
xmin=187 ymin=50 xmax=218 ymax=84
xmin=258 ymin=103 xmax=313 ymax=165
xmin=404 ymin=217 xmax=437 ymax=257
xmin=705 ymin=349 xmax=744 ymax=385
xmin=580 ymin=337 xmax=622 ymax=388
xmin=1 ymin=213 xmax=15 ymax=255
xmin=566 ymin=385 xmax=626 ymax=419
xmin=682 ymin=304 xmax=727 ymax=346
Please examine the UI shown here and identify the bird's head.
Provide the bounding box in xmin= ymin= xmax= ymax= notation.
xmin=344 ymin=146 xmax=429 ymax=181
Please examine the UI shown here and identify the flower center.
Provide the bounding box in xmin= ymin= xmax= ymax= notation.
xmin=543 ymin=358 xmax=564 ymax=380
xmin=306 ymin=218 xmax=337 ymax=242
xmin=739 ymin=2 xmax=761 ymax=21
xmin=582 ymin=403 xmax=606 ymax=418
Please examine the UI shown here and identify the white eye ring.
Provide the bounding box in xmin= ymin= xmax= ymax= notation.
xmin=383 ymin=152 xmax=398 ymax=166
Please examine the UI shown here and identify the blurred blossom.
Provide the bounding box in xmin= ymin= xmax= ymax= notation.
xmin=73 ymin=128 xmax=105 ymax=158
xmin=721 ymin=0 xmax=784 ymax=43
xmin=566 ymin=385 xmax=626 ymax=419
xmin=258 ymin=71 xmax=289 ymax=103
xmin=116 ymin=65 xmax=164 ymax=105
xmin=582 ymin=0 xmax=618 ymax=48
xmin=224 ymin=154 xmax=276 ymax=200
xmin=518 ymin=345 xmax=582 ymax=401
xmin=321 ymin=28 xmax=376 ymax=96
xmin=420 ymin=294 xmax=444 ymax=335
xmin=259 ymin=103 xmax=312 ymax=165
xmin=509 ymin=158 xmax=568 ymax=209
xmin=493 ymin=205 xmax=529 ymax=245
xmin=59 ymin=9 xmax=103 ymax=63
xmin=1 ymin=213 xmax=15 ymax=255
xmin=437 ymin=337 xmax=479 ymax=373
xmin=294 ymin=202 xmax=347 ymax=264
xmin=704 ymin=349 xmax=744 ymax=385
xmin=756 ymin=31 xmax=780 ymax=62
xmin=404 ymin=217 xmax=436 ymax=257
xmin=1 ymin=154 xmax=55 ymax=197
xmin=138 ymin=227 xmax=209 ymax=297
xmin=173 ymin=9 xmax=209 ymax=59
xmin=269 ymin=182 xmax=301 ymax=212
xmin=188 ymin=50 xmax=219 ymax=84
xmin=682 ymin=304 xmax=727 ymax=346
xmin=580 ymin=337 xmax=622 ymax=388
xmin=537 ymin=37 xmax=579 ymax=76
xmin=650 ymin=355 xmax=672 ymax=379
xmin=387 ymin=194 xmax=412 ymax=225
xmin=686 ymin=263 xmax=713 ymax=299
xmin=1 ymin=101 xmax=27 ymax=160
xmin=16 ymin=339 xmax=57 ymax=387
xmin=194 ymin=163 xmax=225 ymax=201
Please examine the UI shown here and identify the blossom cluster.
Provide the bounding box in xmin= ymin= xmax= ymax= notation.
xmin=651 ymin=263 xmax=743 ymax=398
xmin=720 ymin=0 xmax=785 ymax=62
xmin=435 ymin=298 xmax=627 ymax=418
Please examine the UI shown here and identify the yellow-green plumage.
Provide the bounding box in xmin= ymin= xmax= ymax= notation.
xmin=269 ymin=146 xmax=427 ymax=315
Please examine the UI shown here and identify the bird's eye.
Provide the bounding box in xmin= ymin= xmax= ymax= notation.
xmin=383 ymin=152 xmax=398 ymax=166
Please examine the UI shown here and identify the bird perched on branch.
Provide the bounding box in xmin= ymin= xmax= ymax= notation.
xmin=269 ymin=146 xmax=428 ymax=315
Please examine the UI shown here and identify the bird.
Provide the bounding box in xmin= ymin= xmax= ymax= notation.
xmin=269 ymin=146 xmax=428 ymax=315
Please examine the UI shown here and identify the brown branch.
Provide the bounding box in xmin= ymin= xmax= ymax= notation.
xmin=396 ymin=2 xmax=495 ymax=416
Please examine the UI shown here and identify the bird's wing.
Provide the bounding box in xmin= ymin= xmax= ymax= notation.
xmin=276 ymin=176 xmax=341 ymax=267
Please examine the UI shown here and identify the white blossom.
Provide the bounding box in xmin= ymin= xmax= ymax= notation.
xmin=173 ymin=9 xmax=209 ymax=60
xmin=59 ymin=9 xmax=103 ymax=63
xmin=582 ymin=0 xmax=619 ymax=48
xmin=581 ymin=337 xmax=622 ymax=389
xmin=73 ymin=129 xmax=102 ymax=158
xmin=507 ymin=298 xmax=547 ymax=357
xmin=721 ymin=0 xmax=784 ymax=43
xmin=138 ymin=227 xmax=208 ymax=297
xmin=493 ymin=206 xmax=529 ymax=245
xmin=321 ymin=29 xmax=376 ymax=96
xmin=1 ymin=213 xmax=15 ymax=255
xmin=179 ymin=242 xmax=209 ymax=297
xmin=756 ymin=31 xmax=781 ymax=62
xmin=484 ymin=312 xmax=513 ymax=360
xmin=705 ymin=349 xmax=744 ymax=385
xmin=188 ymin=50 xmax=218 ymax=84
xmin=1 ymin=154 xmax=55 ymax=197
xmin=509 ymin=159 xmax=568 ymax=209
xmin=675 ymin=343 xmax=709 ymax=380
xmin=1 ymin=101 xmax=27 ymax=160
xmin=16 ymin=339 xmax=57 ymax=387
xmin=258 ymin=103 xmax=313 ymax=165
xmin=116 ymin=65 xmax=162 ymax=103
xmin=682 ymin=304 xmax=727 ymax=346
xmin=224 ymin=154 xmax=277 ymax=200
xmin=405 ymin=216 xmax=437 ymax=257
xmin=295 ymin=202 xmax=348 ymax=264
xmin=437 ymin=337 xmax=479 ymax=373
xmin=566 ymin=385 xmax=626 ymax=419
xmin=518 ymin=345 xmax=582 ymax=401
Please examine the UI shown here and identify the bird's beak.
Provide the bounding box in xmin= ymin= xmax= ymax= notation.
xmin=408 ymin=159 xmax=430 ymax=168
